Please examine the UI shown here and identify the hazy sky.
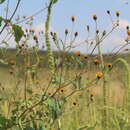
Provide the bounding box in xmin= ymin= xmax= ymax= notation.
xmin=0 ymin=0 xmax=130 ymax=53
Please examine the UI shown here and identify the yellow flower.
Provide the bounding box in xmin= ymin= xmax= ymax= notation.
xmin=94 ymin=59 xmax=101 ymax=65
xmin=75 ymin=51 xmax=81 ymax=56
xmin=59 ymin=87 xmax=65 ymax=93
xmin=107 ymin=62 xmax=113 ymax=68
xmin=96 ymin=72 xmax=103 ymax=79
xmin=32 ymin=29 xmax=35 ymax=33
xmin=127 ymin=30 xmax=130 ymax=36
xmin=83 ymin=54 xmax=89 ymax=59
xmin=116 ymin=11 xmax=120 ymax=17
xmin=92 ymin=14 xmax=97 ymax=20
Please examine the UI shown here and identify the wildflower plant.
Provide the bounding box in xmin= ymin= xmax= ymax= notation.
xmin=0 ymin=0 xmax=130 ymax=130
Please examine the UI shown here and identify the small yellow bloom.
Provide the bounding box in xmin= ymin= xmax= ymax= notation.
xmin=94 ymin=59 xmax=101 ymax=65
xmin=116 ymin=11 xmax=120 ymax=17
xmin=59 ymin=87 xmax=65 ymax=93
xmin=75 ymin=51 xmax=81 ymax=56
xmin=127 ymin=30 xmax=130 ymax=36
xmin=107 ymin=62 xmax=113 ymax=68
xmin=92 ymin=14 xmax=97 ymax=20
xmin=83 ymin=54 xmax=89 ymax=59
xmin=96 ymin=72 xmax=103 ymax=79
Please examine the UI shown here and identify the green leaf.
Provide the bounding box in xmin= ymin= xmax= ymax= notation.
xmin=0 ymin=0 xmax=6 ymax=4
xmin=12 ymin=24 xmax=24 ymax=43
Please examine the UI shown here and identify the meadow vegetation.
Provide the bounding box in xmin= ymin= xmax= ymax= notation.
xmin=0 ymin=0 xmax=130 ymax=130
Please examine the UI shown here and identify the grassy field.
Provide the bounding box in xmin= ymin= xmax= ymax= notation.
xmin=0 ymin=49 xmax=129 ymax=130
xmin=0 ymin=1 xmax=130 ymax=129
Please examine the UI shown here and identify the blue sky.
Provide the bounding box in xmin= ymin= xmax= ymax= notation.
xmin=0 ymin=0 xmax=130 ymax=53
